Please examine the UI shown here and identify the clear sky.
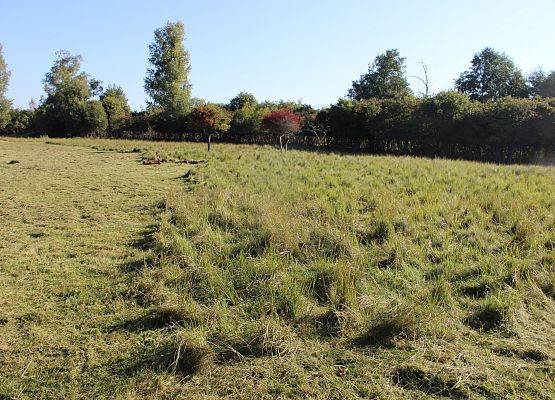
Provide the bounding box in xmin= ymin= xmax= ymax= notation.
xmin=1 ymin=0 xmax=554 ymax=110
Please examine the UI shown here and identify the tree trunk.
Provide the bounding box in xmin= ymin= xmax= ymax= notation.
xmin=207 ymin=134 xmax=211 ymax=152
xmin=279 ymin=135 xmax=283 ymax=151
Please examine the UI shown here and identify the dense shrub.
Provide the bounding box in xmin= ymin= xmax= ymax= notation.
xmin=480 ymin=97 xmax=554 ymax=146
xmin=82 ymin=100 xmax=108 ymax=136
xmin=228 ymin=104 xmax=269 ymax=136
xmin=416 ymin=91 xmax=477 ymax=143
xmin=4 ymin=108 xmax=35 ymax=135
xmin=316 ymin=94 xmax=555 ymax=157
xmin=373 ymin=96 xmax=419 ymax=141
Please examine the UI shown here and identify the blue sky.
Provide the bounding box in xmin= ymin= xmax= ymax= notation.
xmin=1 ymin=0 xmax=554 ymax=109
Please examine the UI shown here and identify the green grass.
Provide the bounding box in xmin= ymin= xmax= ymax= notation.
xmin=0 ymin=137 xmax=554 ymax=399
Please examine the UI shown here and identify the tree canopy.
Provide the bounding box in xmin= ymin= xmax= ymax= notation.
xmin=100 ymin=85 xmax=131 ymax=132
xmin=261 ymin=109 xmax=301 ymax=137
xmin=528 ymin=69 xmax=555 ymax=98
xmin=82 ymin=100 xmax=108 ymax=135
xmin=0 ymin=44 xmax=12 ymax=130
xmin=40 ymin=51 xmax=100 ymax=134
xmin=145 ymin=21 xmax=191 ymax=119
xmin=348 ymin=49 xmax=412 ymax=100
xmin=189 ymin=104 xmax=231 ymax=133
xmin=455 ymin=47 xmax=529 ymax=102
xmin=229 ymin=92 xmax=257 ymax=111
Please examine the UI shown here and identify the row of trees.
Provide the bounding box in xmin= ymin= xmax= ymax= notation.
xmin=349 ymin=47 xmax=555 ymax=102
xmin=0 ymin=21 xmax=553 ymax=162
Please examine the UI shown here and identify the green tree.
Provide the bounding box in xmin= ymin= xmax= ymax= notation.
xmin=0 ymin=44 xmax=12 ymax=131
xmin=145 ymin=21 xmax=191 ymax=119
xmin=229 ymin=104 xmax=269 ymax=136
xmin=348 ymin=49 xmax=412 ymax=100
xmin=100 ymin=85 xmax=131 ymax=132
xmin=40 ymin=51 xmax=99 ymax=135
xmin=455 ymin=48 xmax=529 ymax=102
xmin=229 ymin=92 xmax=257 ymax=111
xmin=82 ymin=100 xmax=108 ymax=135
xmin=5 ymin=108 xmax=34 ymax=134
xmin=528 ymin=69 xmax=555 ymax=98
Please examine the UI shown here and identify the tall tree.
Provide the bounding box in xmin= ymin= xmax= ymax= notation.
xmin=100 ymin=85 xmax=131 ymax=132
xmin=455 ymin=48 xmax=529 ymax=101
xmin=528 ymin=69 xmax=555 ymax=98
xmin=348 ymin=49 xmax=412 ymax=100
xmin=145 ymin=21 xmax=191 ymax=119
xmin=0 ymin=44 xmax=12 ymax=130
xmin=40 ymin=51 xmax=98 ymax=134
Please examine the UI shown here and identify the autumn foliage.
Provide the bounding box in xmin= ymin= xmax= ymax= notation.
xmin=189 ymin=104 xmax=231 ymax=133
xmin=261 ymin=109 xmax=301 ymax=137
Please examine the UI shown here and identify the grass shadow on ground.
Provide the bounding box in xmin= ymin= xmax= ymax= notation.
xmin=114 ymin=306 xmax=202 ymax=333
xmin=130 ymin=224 xmax=159 ymax=251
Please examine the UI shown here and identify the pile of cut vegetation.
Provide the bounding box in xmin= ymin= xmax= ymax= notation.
xmin=126 ymin=144 xmax=554 ymax=398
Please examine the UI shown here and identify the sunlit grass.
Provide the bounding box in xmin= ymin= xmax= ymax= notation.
xmin=0 ymin=136 xmax=553 ymax=399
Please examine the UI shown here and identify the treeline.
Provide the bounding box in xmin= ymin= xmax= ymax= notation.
xmin=317 ymin=94 xmax=555 ymax=163
xmin=0 ymin=22 xmax=554 ymax=163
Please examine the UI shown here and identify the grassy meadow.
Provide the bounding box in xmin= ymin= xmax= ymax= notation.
xmin=0 ymin=137 xmax=554 ymax=399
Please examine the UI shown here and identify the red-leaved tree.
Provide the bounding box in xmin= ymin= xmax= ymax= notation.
xmin=261 ymin=109 xmax=301 ymax=151
xmin=189 ymin=104 xmax=230 ymax=151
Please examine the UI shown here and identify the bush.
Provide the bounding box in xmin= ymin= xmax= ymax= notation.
xmin=229 ymin=104 xmax=269 ymax=137
xmin=373 ymin=96 xmax=419 ymax=141
xmin=316 ymin=99 xmax=359 ymax=141
xmin=3 ymin=108 xmax=34 ymax=135
xmin=417 ymin=91 xmax=476 ymax=142
xmin=483 ymin=97 xmax=555 ymax=146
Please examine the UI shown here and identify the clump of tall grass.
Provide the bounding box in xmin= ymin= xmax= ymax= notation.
xmin=393 ymin=365 xmax=469 ymax=399
xmin=170 ymin=330 xmax=213 ymax=375
xmin=356 ymin=302 xmax=425 ymax=348
xmin=465 ymin=296 xmax=514 ymax=332
xmin=539 ymin=274 xmax=555 ymax=300
xmin=209 ymin=318 xmax=300 ymax=361
xmin=308 ymin=261 xmax=359 ymax=309
xmin=125 ymin=302 xmax=206 ymax=331
xmin=510 ymin=219 xmax=539 ymax=249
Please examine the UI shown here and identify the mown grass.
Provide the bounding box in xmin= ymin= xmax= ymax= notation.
xmin=0 ymin=137 xmax=554 ymax=399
